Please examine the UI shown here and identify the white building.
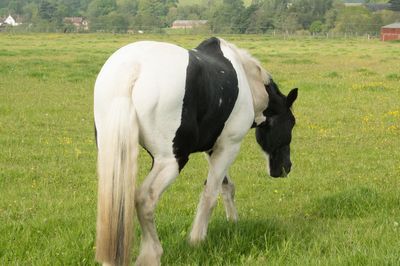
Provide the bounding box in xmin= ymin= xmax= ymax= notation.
xmin=1 ymin=15 xmax=20 ymax=26
xmin=343 ymin=0 xmax=365 ymax=7
xmin=171 ymin=20 xmax=208 ymax=29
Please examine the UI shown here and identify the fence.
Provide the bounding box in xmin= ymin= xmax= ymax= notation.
xmin=0 ymin=23 xmax=382 ymax=40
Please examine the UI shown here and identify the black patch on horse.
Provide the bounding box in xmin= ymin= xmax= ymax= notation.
xmin=173 ymin=37 xmax=239 ymax=171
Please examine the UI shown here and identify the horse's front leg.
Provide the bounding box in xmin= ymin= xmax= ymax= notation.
xmin=189 ymin=144 xmax=240 ymax=245
xmin=204 ymin=153 xmax=238 ymax=222
xmin=135 ymin=158 xmax=179 ymax=266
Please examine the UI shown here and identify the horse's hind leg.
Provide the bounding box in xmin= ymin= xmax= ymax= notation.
xmin=135 ymin=157 xmax=179 ymax=266
xmin=221 ymin=175 xmax=238 ymax=222
xmin=189 ymin=144 xmax=240 ymax=245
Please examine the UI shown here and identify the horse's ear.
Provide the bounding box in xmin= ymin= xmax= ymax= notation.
xmin=287 ymin=88 xmax=298 ymax=108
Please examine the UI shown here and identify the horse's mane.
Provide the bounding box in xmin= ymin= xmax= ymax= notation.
xmin=219 ymin=38 xmax=270 ymax=125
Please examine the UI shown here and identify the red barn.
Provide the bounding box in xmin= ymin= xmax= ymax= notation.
xmin=381 ymin=22 xmax=400 ymax=41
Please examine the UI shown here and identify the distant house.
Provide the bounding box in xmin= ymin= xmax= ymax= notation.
xmin=381 ymin=22 xmax=400 ymax=41
xmin=171 ymin=20 xmax=208 ymax=29
xmin=63 ymin=17 xmax=89 ymax=31
xmin=1 ymin=15 xmax=20 ymax=26
xmin=343 ymin=0 xmax=391 ymax=11
xmin=365 ymin=3 xmax=391 ymax=12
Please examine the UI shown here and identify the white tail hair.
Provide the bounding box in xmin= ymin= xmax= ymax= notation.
xmin=95 ymin=95 xmax=138 ymax=266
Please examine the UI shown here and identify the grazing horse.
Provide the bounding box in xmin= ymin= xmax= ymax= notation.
xmin=94 ymin=37 xmax=297 ymax=266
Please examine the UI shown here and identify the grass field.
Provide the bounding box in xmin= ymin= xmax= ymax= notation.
xmin=0 ymin=33 xmax=399 ymax=265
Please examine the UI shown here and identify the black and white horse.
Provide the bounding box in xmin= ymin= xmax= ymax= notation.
xmin=94 ymin=37 xmax=297 ymax=266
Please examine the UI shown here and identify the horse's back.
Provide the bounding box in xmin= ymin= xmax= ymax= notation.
xmin=94 ymin=41 xmax=188 ymax=102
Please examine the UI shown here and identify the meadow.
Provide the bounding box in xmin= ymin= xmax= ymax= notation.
xmin=0 ymin=33 xmax=399 ymax=265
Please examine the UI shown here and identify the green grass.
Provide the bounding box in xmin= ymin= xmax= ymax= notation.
xmin=0 ymin=33 xmax=399 ymax=265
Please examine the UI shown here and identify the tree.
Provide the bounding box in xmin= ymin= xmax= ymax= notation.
xmin=257 ymin=0 xmax=291 ymax=31
xmin=324 ymin=2 xmax=342 ymax=31
xmin=248 ymin=6 xmax=275 ymax=33
xmin=376 ymin=9 xmax=400 ymax=26
xmin=105 ymin=11 xmax=128 ymax=32
xmin=176 ymin=4 xmax=206 ymax=20
xmin=61 ymin=0 xmax=88 ymax=16
xmin=87 ymin=0 xmax=116 ymax=17
xmin=237 ymin=3 xmax=260 ymax=33
xmin=208 ymin=0 xmax=246 ymax=33
xmin=8 ymin=0 xmax=24 ymax=14
xmin=117 ymin=0 xmax=138 ymax=16
xmin=289 ymin=0 xmax=333 ymax=29
xmin=22 ymin=2 xmax=39 ymax=21
xmin=389 ymin=0 xmax=400 ymax=11
xmin=276 ymin=13 xmax=301 ymax=33
xmin=309 ymin=20 xmax=323 ymax=33
xmin=133 ymin=0 xmax=175 ymax=29
xmin=39 ymin=0 xmax=57 ymax=21
xmin=334 ymin=6 xmax=380 ymax=34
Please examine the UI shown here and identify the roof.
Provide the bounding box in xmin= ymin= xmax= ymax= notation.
xmin=64 ymin=17 xmax=86 ymax=24
xmin=2 ymin=15 xmax=20 ymax=26
xmin=4 ymin=15 xmax=16 ymax=25
xmin=343 ymin=0 xmax=365 ymax=3
xmin=382 ymin=23 xmax=400 ymax=29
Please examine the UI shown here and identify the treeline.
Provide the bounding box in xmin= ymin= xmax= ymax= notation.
xmin=1 ymin=0 xmax=400 ymax=34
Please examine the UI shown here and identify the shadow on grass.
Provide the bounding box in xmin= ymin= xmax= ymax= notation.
xmin=154 ymin=186 xmax=395 ymax=265
xmin=159 ymin=217 xmax=291 ymax=265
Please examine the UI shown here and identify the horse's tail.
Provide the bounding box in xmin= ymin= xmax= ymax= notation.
xmin=95 ymin=83 xmax=139 ymax=265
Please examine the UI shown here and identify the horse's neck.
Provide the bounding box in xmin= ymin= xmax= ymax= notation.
xmin=219 ymin=39 xmax=269 ymax=125
xmin=239 ymin=56 xmax=269 ymax=125
xmin=249 ymin=76 xmax=269 ymax=125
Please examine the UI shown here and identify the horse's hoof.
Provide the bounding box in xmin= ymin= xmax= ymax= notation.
xmin=227 ymin=214 xmax=238 ymax=223
xmin=135 ymin=243 xmax=162 ymax=266
xmin=188 ymin=234 xmax=206 ymax=246
xmin=135 ymin=254 xmax=161 ymax=266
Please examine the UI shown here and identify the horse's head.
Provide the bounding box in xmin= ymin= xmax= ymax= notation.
xmin=256 ymin=80 xmax=297 ymax=178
